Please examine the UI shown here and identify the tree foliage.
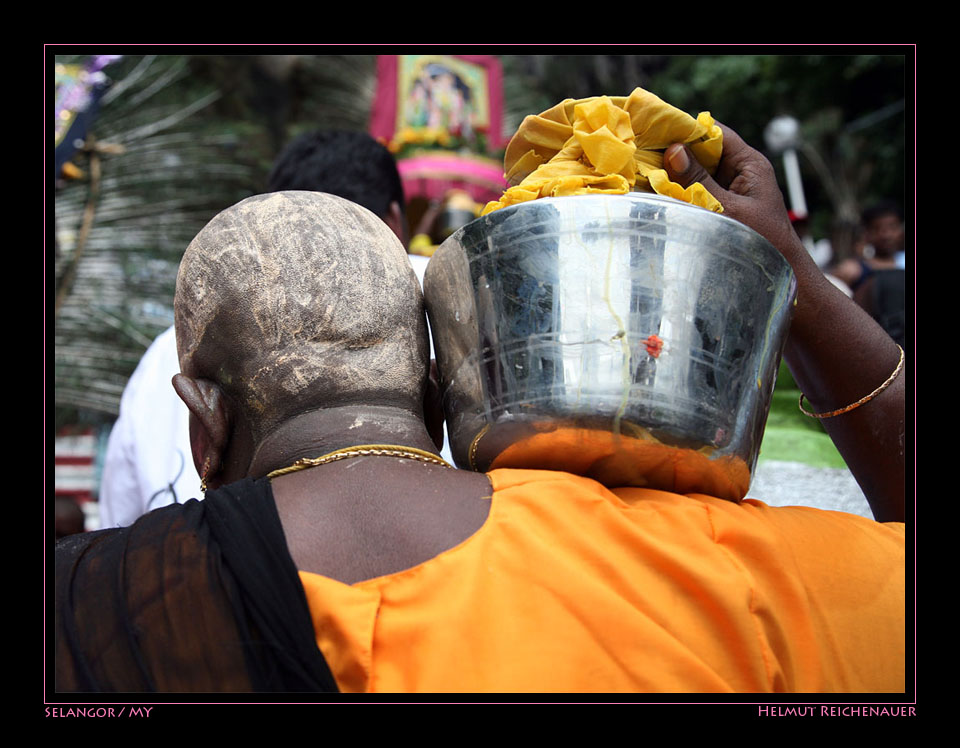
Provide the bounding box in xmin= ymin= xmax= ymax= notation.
xmin=53 ymin=54 xmax=259 ymax=427
xmin=501 ymin=52 xmax=908 ymax=249
xmin=649 ymin=54 xmax=907 ymax=239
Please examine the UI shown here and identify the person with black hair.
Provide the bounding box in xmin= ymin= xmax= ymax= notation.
xmin=266 ymin=130 xmax=408 ymax=244
xmin=832 ymin=200 xmax=906 ymax=291
xmin=832 ymin=200 xmax=907 ymax=347
xmin=862 ymin=200 xmax=907 ymax=269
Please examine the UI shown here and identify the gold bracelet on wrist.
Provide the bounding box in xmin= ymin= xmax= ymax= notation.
xmin=799 ymin=344 xmax=904 ymax=419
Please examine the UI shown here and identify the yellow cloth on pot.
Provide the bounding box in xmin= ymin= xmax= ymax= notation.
xmin=483 ymin=88 xmax=723 ymax=215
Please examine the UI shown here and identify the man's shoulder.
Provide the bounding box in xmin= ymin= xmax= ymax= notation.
xmin=58 ymin=500 xmax=205 ymax=562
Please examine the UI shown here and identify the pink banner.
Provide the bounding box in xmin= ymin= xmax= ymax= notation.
xmin=397 ymin=151 xmax=507 ymax=204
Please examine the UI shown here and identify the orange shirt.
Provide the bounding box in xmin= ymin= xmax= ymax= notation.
xmin=298 ymin=468 xmax=905 ymax=693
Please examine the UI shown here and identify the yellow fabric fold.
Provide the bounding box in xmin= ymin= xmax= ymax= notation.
xmin=483 ymin=88 xmax=723 ymax=215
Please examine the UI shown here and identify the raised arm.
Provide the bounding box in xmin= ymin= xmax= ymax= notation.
xmin=663 ymin=125 xmax=906 ymax=522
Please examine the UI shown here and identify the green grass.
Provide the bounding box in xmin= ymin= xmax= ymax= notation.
xmin=756 ymin=362 xmax=849 ymax=469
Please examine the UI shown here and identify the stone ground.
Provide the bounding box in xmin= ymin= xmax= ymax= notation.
xmin=748 ymin=363 xmax=874 ymax=519
xmin=749 ymin=460 xmax=871 ymax=518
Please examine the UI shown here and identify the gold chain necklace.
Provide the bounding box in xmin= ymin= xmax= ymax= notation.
xmin=266 ymin=443 xmax=453 ymax=479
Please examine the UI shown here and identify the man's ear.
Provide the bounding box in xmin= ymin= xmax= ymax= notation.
xmin=424 ymin=359 xmax=446 ymax=451
xmin=172 ymin=374 xmax=231 ymax=489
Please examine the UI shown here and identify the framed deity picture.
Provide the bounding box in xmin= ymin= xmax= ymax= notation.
xmin=370 ymin=54 xmax=506 ymax=154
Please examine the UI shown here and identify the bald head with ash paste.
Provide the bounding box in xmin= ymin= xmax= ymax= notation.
xmin=175 ymin=191 xmax=428 ymax=445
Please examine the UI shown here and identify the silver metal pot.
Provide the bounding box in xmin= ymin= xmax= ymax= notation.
xmin=423 ymin=194 xmax=796 ymax=500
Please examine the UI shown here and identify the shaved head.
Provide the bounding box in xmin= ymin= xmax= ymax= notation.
xmin=175 ymin=191 xmax=428 ymax=443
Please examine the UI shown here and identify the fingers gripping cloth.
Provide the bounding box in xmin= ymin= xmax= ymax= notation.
xmin=483 ymin=88 xmax=723 ymax=215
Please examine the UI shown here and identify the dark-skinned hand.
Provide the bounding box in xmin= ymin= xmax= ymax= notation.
xmin=663 ymin=123 xmax=807 ymax=273
xmin=662 ymin=121 xmax=905 ymax=523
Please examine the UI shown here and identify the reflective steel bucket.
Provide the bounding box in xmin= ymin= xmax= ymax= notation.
xmin=423 ymin=194 xmax=797 ymax=501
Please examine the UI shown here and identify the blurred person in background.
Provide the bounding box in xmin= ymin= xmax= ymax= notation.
xmin=831 ymin=200 xmax=907 ymax=348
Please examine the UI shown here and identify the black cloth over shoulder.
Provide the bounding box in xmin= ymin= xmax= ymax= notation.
xmin=54 ymin=478 xmax=339 ymax=693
